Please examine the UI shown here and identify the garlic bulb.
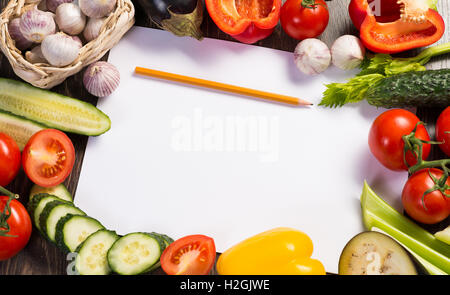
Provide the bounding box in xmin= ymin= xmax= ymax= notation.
xmin=25 ymin=45 xmax=48 ymax=63
xmin=83 ymin=61 xmax=120 ymax=97
xmin=46 ymin=0 xmax=74 ymax=13
xmin=9 ymin=18 xmax=33 ymax=50
xmin=41 ymin=32 xmax=80 ymax=66
xmin=79 ymin=0 xmax=116 ymax=18
xmin=55 ymin=3 xmax=86 ymax=35
xmin=71 ymin=35 xmax=83 ymax=48
xmin=331 ymin=35 xmax=366 ymax=70
xmin=83 ymin=17 xmax=106 ymax=42
xmin=20 ymin=8 xmax=56 ymax=43
xmin=294 ymin=39 xmax=331 ymax=75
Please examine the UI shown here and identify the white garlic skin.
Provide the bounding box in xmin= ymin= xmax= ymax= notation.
xmin=294 ymin=39 xmax=331 ymax=75
xmin=79 ymin=0 xmax=117 ymax=18
xmin=25 ymin=45 xmax=48 ymax=63
xmin=41 ymin=32 xmax=80 ymax=66
xmin=20 ymin=8 xmax=56 ymax=43
xmin=9 ymin=18 xmax=33 ymax=50
xmin=46 ymin=0 xmax=74 ymax=13
xmin=83 ymin=17 xmax=106 ymax=42
xmin=55 ymin=3 xmax=86 ymax=35
xmin=83 ymin=61 xmax=120 ymax=97
xmin=331 ymin=35 xmax=366 ymax=70
xmin=70 ymin=35 xmax=83 ymax=48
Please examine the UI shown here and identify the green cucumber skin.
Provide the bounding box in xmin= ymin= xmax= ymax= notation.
xmin=107 ymin=232 xmax=162 ymax=275
xmin=27 ymin=193 xmax=52 ymax=216
xmin=55 ymin=214 xmax=104 ymax=253
xmin=366 ymin=69 xmax=450 ymax=108
xmin=0 ymin=78 xmax=111 ymax=136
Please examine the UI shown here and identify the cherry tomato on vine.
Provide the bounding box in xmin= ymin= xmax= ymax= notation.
xmin=280 ymin=0 xmax=329 ymax=40
xmin=436 ymin=107 xmax=450 ymax=157
xmin=0 ymin=133 xmax=21 ymax=187
xmin=402 ymin=168 xmax=450 ymax=225
xmin=369 ymin=109 xmax=431 ymax=171
xmin=161 ymin=235 xmax=216 ymax=275
xmin=0 ymin=196 xmax=32 ymax=260
xmin=22 ymin=129 xmax=75 ymax=188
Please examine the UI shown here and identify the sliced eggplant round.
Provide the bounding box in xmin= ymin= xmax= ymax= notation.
xmin=339 ymin=231 xmax=418 ymax=275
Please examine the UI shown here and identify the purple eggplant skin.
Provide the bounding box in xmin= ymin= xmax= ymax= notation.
xmin=135 ymin=0 xmax=203 ymax=40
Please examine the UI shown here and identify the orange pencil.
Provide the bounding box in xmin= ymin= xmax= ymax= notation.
xmin=135 ymin=67 xmax=312 ymax=106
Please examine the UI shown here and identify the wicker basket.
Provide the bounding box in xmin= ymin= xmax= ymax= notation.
xmin=0 ymin=0 xmax=135 ymax=89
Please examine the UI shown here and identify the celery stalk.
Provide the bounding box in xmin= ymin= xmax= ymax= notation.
xmin=361 ymin=181 xmax=450 ymax=275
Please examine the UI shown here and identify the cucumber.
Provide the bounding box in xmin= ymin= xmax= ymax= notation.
xmin=0 ymin=110 xmax=45 ymax=150
xmin=107 ymin=233 xmax=163 ymax=275
xmin=75 ymin=230 xmax=119 ymax=275
xmin=55 ymin=214 xmax=104 ymax=252
xmin=39 ymin=201 xmax=85 ymax=242
xmin=0 ymin=78 xmax=111 ymax=136
xmin=28 ymin=194 xmax=67 ymax=231
xmin=30 ymin=184 xmax=73 ymax=203
xmin=366 ymin=69 xmax=450 ymax=108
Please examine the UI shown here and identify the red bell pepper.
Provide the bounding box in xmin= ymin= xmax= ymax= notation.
xmin=205 ymin=0 xmax=282 ymax=44
xmin=349 ymin=0 xmax=445 ymax=54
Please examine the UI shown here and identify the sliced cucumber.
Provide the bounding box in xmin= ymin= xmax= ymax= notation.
xmin=75 ymin=230 xmax=119 ymax=275
xmin=150 ymin=232 xmax=174 ymax=247
xmin=30 ymin=184 xmax=73 ymax=203
xmin=0 ymin=110 xmax=45 ymax=150
xmin=55 ymin=214 xmax=104 ymax=252
xmin=0 ymin=78 xmax=111 ymax=136
xmin=39 ymin=201 xmax=85 ymax=242
xmin=28 ymin=194 xmax=67 ymax=231
xmin=107 ymin=233 xmax=163 ymax=275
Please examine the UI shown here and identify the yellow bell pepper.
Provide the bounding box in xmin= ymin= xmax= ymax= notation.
xmin=216 ymin=227 xmax=326 ymax=275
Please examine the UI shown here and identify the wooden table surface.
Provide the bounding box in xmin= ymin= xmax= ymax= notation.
xmin=1 ymin=0 xmax=449 ymax=275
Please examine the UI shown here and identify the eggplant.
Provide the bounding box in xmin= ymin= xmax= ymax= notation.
xmin=339 ymin=231 xmax=419 ymax=275
xmin=136 ymin=0 xmax=204 ymax=40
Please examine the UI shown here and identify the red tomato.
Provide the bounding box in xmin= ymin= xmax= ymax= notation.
xmin=161 ymin=235 xmax=216 ymax=275
xmin=436 ymin=107 xmax=450 ymax=157
xmin=402 ymin=169 xmax=450 ymax=224
xmin=280 ymin=0 xmax=329 ymax=40
xmin=0 ymin=196 xmax=32 ymax=260
xmin=369 ymin=109 xmax=431 ymax=171
xmin=0 ymin=133 xmax=21 ymax=187
xmin=22 ymin=129 xmax=75 ymax=188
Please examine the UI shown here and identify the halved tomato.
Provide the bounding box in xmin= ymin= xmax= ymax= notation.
xmin=22 ymin=129 xmax=75 ymax=188
xmin=161 ymin=235 xmax=216 ymax=275
xmin=205 ymin=0 xmax=282 ymax=44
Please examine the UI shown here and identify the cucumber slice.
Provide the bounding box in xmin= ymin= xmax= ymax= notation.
xmin=28 ymin=194 xmax=67 ymax=231
xmin=0 ymin=110 xmax=45 ymax=150
xmin=107 ymin=233 xmax=163 ymax=275
xmin=0 ymin=78 xmax=111 ymax=136
xmin=39 ymin=201 xmax=85 ymax=242
xmin=55 ymin=214 xmax=104 ymax=252
xmin=75 ymin=230 xmax=119 ymax=275
xmin=30 ymin=184 xmax=73 ymax=203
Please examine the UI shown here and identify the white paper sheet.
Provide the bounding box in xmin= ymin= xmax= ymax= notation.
xmin=76 ymin=27 xmax=407 ymax=273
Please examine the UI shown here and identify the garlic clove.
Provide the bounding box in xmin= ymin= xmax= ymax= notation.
xmin=294 ymin=39 xmax=331 ymax=75
xmin=8 ymin=18 xmax=33 ymax=51
xmin=41 ymin=32 xmax=80 ymax=67
xmin=83 ymin=61 xmax=120 ymax=97
xmin=70 ymin=35 xmax=83 ymax=48
xmin=79 ymin=0 xmax=116 ymax=19
xmin=83 ymin=17 xmax=106 ymax=42
xmin=331 ymin=35 xmax=366 ymax=70
xmin=20 ymin=7 xmax=56 ymax=43
xmin=46 ymin=0 xmax=74 ymax=13
xmin=25 ymin=45 xmax=48 ymax=64
xmin=56 ymin=3 xmax=86 ymax=35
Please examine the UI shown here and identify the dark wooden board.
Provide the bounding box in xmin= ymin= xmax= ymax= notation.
xmin=0 ymin=0 xmax=448 ymax=275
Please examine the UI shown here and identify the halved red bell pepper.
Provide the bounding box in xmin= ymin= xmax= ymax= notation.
xmin=349 ymin=0 xmax=445 ymax=54
xmin=205 ymin=0 xmax=282 ymax=44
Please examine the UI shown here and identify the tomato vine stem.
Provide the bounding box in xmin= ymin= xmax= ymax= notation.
xmin=0 ymin=186 xmax=19 ymax=237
